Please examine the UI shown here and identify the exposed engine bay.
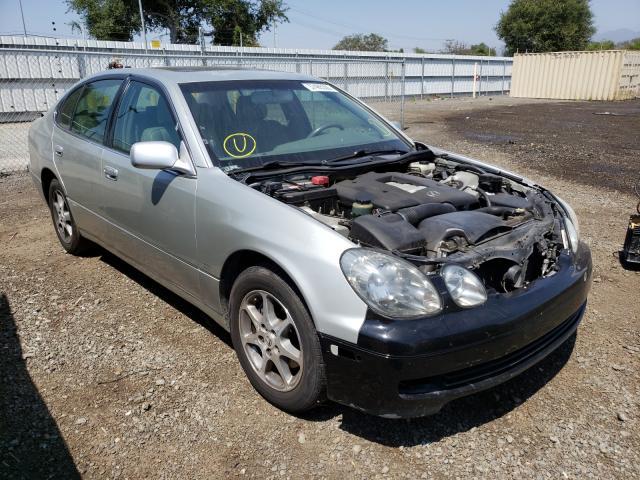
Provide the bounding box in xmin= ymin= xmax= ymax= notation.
xmin=235 ymin=151 xmax=570 ymax=293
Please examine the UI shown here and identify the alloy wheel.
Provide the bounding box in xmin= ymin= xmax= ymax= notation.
xmin=238 ymin=290 xmax=303 ymax=392
xmin=52 ymin=190 xmax=73 ymax=242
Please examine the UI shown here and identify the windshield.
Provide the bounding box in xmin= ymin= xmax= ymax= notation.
xmin=180 ymin=80 xmax=410 ymax=171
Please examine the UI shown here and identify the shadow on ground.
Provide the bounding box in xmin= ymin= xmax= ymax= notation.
xmin=0 ymin=293 xmax=80 ymax=479
xmin=99 ymin=251 xmax=232 ymax=348
xmin=99 ymin=249 xmax=576 ymax=448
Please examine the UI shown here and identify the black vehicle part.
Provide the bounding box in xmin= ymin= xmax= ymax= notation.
xmin=350 ymin=213 xmax=426 ymax=252
xmin=476 ymin=188 xmax=493 ymax=207
xmin=334 ymin=171 xmax=478 ymax=211
xmin=476 ymin=206 xmax=518 ymax=217
xmin=478 ymin=173 xmax=504 ymax=193
xmin=622 ymin=214 xmax=640 ymax=267
xmin=487 ymin=192 xmax=532 ymax=210
xmin=278 ymin=187 xmax=338 ymax=206
xmin=418 ymin=211 xmax=515 ymax=249
xmin=396 ymin=203 xmax=456 ymax=225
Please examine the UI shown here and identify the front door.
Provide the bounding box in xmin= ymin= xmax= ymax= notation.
xmin=98 ymin=79 xmax=199 ymax=298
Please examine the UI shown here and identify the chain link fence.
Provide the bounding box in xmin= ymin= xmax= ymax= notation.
xmin=1 ymin=46 xmax=509 ymax=173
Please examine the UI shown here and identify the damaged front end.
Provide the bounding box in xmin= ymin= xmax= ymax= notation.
xmin=237 ymin=147 xmax=577 ymax=305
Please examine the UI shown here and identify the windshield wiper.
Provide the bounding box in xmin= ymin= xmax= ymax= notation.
xmin=229 ymin=160 xmax=310 ymax=174
xmin=322 ymin=148 xmax=410 ymax=164
xmin=228 ymin=149 xmax=415 ymax=175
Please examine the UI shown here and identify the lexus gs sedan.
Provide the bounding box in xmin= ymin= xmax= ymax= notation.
xmin=28 ymin=67 xmax=592 ymax=418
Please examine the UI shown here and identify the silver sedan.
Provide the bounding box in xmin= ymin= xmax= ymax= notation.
xmin=29 ymin=67 xmax=591 ymax=418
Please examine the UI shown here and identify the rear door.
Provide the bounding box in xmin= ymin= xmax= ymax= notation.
xmin=98 ymin=78 xmax=199 ymax=297
xmin=51 ymin=78 xmax=123 ymax=234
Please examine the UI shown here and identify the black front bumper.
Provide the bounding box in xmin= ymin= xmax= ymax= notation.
xmin=320 ymin=244 xmax=592 ymax=418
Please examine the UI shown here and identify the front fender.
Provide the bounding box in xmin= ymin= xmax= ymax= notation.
xmin=195 ymin=167 xmax=368 ymax=344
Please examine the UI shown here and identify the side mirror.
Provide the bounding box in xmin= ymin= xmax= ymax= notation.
xmin=131 ymin=141 xmax=178 ymax=170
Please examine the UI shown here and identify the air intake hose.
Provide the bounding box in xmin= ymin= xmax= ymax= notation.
xmin=396 ymin=203 xmax=456 ymax=225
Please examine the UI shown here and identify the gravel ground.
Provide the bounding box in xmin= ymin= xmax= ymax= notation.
xmin=1 ymin=96 xmax=639 ymax=479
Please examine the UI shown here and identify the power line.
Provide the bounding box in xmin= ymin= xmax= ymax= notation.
xmin=287 ymin=4 xmax=451 ymax=43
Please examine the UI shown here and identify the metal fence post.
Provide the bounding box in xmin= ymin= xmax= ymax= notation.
xmin=384 ymin=58 xmax=389 ymax=101
xmin=502 ymin=59 xmax=506 ymax=95
xmin=420 ymin=57 xmax=425 ymax=99
xmin=309 ymin=59 xmax=313 ymax=76
xmin=478 ymin=60 xmax=483 ymax=96
xmin=400 ymin=60 xmax=406 ymax=130
xmin=343 ymin=54 xmax=348 ymax=90
xmin=451 ymin=57 xmax=455 ymax=98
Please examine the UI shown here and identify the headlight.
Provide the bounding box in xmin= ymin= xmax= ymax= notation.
xmin=441 ymin=264 xmax=487 ymax=308
xmin=340 ymin=248 xmax=442 ymax=318
xmin=555 ymin=196 xmax=580 ymax=253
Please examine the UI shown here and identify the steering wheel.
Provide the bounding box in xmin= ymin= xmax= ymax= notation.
xmin=307 ymin=123 xmax=344 ymax=138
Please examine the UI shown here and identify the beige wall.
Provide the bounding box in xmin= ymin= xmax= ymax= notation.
xmin=510 ymin=50 xmax=640 ymax=101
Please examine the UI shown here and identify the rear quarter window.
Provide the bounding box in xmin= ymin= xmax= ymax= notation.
xmin=56 ymin=87 xmax=83 ymax=130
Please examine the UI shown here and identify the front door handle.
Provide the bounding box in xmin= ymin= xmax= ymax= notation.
xmin=104 ymin=165 xmax=119 ymax=181
xmin=54 ymin=145 xmax=64 ymax=157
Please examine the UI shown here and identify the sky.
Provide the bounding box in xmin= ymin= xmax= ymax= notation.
xmin=1 ymin=0 xmax=639 ymax=52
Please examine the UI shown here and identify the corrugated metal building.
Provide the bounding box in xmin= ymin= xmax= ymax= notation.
xmin=510 ymin=50 xmax=640 ymax=101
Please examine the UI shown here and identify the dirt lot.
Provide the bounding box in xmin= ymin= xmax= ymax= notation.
xmin=1 ymin=97 xmax=639 ymax=479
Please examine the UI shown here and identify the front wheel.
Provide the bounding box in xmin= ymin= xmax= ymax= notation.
xmin=229 ymin=266 xmax=326 ymax=413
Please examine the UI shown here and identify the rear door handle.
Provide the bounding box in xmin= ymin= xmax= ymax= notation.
xmin=104 ymin=165 xmax=119 ymax=181
xmin=54 ymin=145 xmax=64 ymax=157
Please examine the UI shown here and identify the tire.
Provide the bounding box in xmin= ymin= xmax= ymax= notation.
xmin=48 ymin=179 xmax=92 ymax=255
xmin=229 ymin=266 xmax=326 ymax=413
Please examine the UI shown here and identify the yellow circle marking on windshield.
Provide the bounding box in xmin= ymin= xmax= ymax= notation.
xmin=223 ymin=132 xmax=257 ymax=158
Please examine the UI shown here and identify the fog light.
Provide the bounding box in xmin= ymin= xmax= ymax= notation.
xmin=442 ymin=264 xmax=487 ymax=308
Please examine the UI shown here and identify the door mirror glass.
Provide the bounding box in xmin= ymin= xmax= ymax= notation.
xmin=130 ymin=141 xmax=178 ymax=170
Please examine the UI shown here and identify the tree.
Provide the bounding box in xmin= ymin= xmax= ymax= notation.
xmin=66 ymin=0 xmax=140 ymax=41
xmin=586 ymin=40 xmax=615 ymax=50
xmin=413 ymin=47 xmax=427 ymax=54
xmin=333 ymin=33 xmax=388 ymax=52
xmin=442 ymin=39 xmax=467 ymax=55
xmin=617 ymin=37 xmax=640 ymax=50
xmin=207 ymin=0 xmax=288 ymax=46
xmin=66 ymin=0 xmax=288 ymax=45
xmin=495 ymin=0 xmax=595 ymax=55
xmin=442 ymin=40 xmax=496 ymax=56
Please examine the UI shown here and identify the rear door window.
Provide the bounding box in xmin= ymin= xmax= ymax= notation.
xmin=71 ymin=79 xmax=122 ymax=143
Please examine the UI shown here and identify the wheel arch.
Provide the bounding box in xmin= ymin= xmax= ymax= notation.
xmin=41 ymin=168 xmax=58 ymax=200
xmin=219 ymin=249 xmax=313 ymax=324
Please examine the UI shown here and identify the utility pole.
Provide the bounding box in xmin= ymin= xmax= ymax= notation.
xmin=137 ymin=0 xmax=147 ymax=50
xmin=18 ymin=0 xmax=27 ymax=37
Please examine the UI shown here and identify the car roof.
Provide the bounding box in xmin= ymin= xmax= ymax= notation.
xmin=90 ymin=66 xmax=319 ymax=85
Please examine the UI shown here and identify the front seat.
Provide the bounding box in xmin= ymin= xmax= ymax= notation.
xmin=235 ymin=95 xmax=289 ymax=153
xmin=140 ymin=100 xmax=179 ymax=147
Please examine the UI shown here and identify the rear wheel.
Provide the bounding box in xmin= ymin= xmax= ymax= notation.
xmin=229 ymin=266 xmax=325 ymax=413
xmin=48 ymin=179 xmax=92 ymax=255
